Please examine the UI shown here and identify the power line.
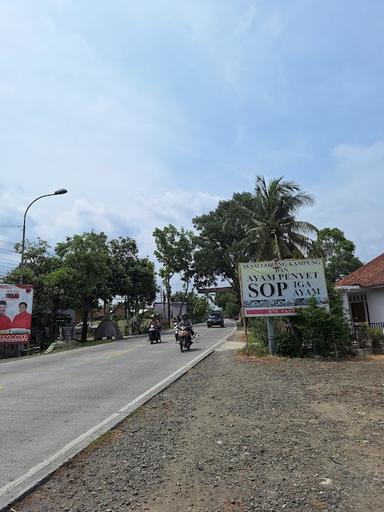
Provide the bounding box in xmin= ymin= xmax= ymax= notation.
xmin=0 ymin=248 xmax=17 ymax=255
xmin=0 ymin=266 xmax=19 ymax=272
xmin=0 ymin=258 xmax=18 ymax=265
xmin=1 ymin=254 xmax=19 ymax=260
xmin=0 ymin=240 xmax=17 ymax=246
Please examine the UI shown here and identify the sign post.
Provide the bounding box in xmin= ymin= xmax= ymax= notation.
xmin=267 ymin=317 xmax=275 ymax=354
xmin=238 ymin=258 xmax=328 ymax=354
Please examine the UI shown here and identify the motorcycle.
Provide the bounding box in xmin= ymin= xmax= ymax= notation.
xmin=148 ymin=323 xmax=161 ymax=344
xmin=178 ymin=327 xmax=192 ymax=352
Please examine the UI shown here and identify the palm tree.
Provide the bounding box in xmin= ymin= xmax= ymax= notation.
xmin=234 ymin=176 xmax=317 ymax=261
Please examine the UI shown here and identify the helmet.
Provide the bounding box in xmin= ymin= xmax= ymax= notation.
xmin=181 ymin=313 xmax=188 ymax=319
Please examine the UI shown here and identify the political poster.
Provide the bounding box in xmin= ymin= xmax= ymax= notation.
xmin=239 ymin=259 xmax=328 ymax=317
xmin=0 ymin=284 xmax=34 ymax=344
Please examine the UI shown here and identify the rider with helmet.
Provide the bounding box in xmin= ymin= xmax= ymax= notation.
xmin=148 ymin=314 xmax=161 ymax=342
xmin=178 ymin=313 xmax=194 ymax=338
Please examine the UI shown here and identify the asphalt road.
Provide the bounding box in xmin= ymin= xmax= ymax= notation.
xmin=0 ymin=323 xmax=234 ymax=494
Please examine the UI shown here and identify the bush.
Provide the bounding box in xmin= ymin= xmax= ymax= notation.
xmin=367 ymin=326 xmax=384 ymax=348
xmin=246 ymin=338 xmax=268 ymax=357
xmin=275 ymin=330 xmax=302 ymax=357
xmin=249 ymin=318 xmax=268 ymax=346
xmin=295 ymin=297 xmax=351 ymax=358
xmin=224 ymin=299 xmax=241 ymax=318
xmin=245 ymin=318 xmax=268 ymax=356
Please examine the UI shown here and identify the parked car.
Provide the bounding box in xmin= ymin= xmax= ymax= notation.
xmin=207 ymin=312 xmax=224 ymax=328
xmin=75 ymin=321 xmax=100 ymax=339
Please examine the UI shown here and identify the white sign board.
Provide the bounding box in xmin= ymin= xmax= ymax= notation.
xmin=239 ymin=259 xmax=328 ymax=317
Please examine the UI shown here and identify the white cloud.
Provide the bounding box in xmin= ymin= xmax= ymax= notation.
xmin=1 ymin=0 xmax=383 ymax=273
xmin=19 ymin=191 xmax=221 ymax=262
xmin=308 ymin=140 xmax=384 ymax=262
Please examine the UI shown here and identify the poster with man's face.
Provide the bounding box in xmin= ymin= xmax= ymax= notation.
xmin=0 ymin=284 xmax=34 ymax=344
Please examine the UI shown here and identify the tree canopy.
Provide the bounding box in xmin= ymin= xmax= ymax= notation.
xmin=310 ymin=227 xmax=362 ymax=282
xmin=234 ymin=176 xmax=316 ymax=261
xmin=153 ymin=224 xmax=195 ymax=324
xmin=6 ymin=232 xmax=157 ymax=343
xmin=193 ymin=177 xmax=316 ymax=297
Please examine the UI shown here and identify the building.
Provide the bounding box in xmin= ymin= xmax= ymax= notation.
xmin=153 ymin=301 xmax=187 ymax=320
xmin=336 ymin=253 xmax=384 ymax=329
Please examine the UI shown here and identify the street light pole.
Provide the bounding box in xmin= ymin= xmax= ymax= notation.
xmin=20 ymin=189 xmax=68 ymax=284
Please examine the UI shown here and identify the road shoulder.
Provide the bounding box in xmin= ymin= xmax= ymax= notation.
xmin=6 ymin=343 xmax=384 ymax=512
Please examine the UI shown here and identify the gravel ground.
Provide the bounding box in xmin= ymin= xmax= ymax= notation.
xmin=7 ymin=340 xmax=384 ymax=512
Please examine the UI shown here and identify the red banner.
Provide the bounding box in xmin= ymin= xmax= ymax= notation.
xmin=0 ymin=284 xmax=34 ymax=344
xmin=245 ymin=307 xmax=296 ymax=317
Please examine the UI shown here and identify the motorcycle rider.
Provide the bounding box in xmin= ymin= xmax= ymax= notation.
xmin=173 ymin=315 xmax=181 ymax=342
xmin=178 ymin=313 xmax=194 ymax=339
xmin=148 ymin=314 xmax=161 ymax=342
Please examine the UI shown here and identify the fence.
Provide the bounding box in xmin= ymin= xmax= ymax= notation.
xmin=352 ymin=322 xmax=384 ymax=348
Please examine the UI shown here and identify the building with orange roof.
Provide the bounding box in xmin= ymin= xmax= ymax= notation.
xmin=336 ymin=253 xmax=384 ymax=328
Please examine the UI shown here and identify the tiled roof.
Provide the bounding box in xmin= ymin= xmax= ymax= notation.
xmin=336 ymin=253 xmax=384 ymax=288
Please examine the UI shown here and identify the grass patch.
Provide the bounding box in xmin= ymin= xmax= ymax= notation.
xmin=46 ymin=338 xmax=117 ymax=354
xmin=240 ymin=334 xmax=269 ymax=357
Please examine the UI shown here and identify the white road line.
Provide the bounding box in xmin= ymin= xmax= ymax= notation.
xmin=0 ymin=324 xmax=236 ymax=511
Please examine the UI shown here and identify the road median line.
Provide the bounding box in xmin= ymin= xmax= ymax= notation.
xmin=0 ymin=324 xmax=236 ymax=511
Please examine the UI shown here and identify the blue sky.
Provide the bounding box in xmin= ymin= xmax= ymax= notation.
xmin=1 ymin=0 xmax=384 ymax=278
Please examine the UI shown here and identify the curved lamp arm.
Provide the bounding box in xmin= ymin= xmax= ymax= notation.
xmin=20 ymin=189 xmax=67 ymax=283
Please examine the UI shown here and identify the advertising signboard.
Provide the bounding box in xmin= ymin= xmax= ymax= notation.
xmin=0 ymin=284 xmax=34 ymax=344
xmin=239 ymin=259 xmax=328 ymax=317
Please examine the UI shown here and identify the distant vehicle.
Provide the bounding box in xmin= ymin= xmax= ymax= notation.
xmin=207 ymin=312 xmax=224 ymax=328
xmin=74 ymin=321 xmax=100 ymax=339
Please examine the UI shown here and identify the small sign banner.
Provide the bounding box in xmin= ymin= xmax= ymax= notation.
xmin=239 ymin=259 xmax=329 ymax=317
xmin=0 ymin=284 xmax=34 ymax=344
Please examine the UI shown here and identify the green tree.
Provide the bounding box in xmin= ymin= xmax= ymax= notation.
xmin=193 ymin=177 xmax=316 ymax=300
xmin=235 ymin=176 xmax=317 ymax=260
xmin=172 ymin=291 xmax=209 ymax=323
xmin=153 ymin=225 xmax=195 ymax=325
xmin=215 ymin=291 xmax=241 ymax=318
xmin=52 ymin=232 xmax=114 ymax=342
xmin=7 ymin=233 xmax=158 ymax=343
xmin=109 ymin=236 xmax=139 ymax=318
xmin=125 ymin=257 xmax=157 ymax=333
xmin=193 ymin=192 xmax=257 ymax=293
xmin=310 ymin=227 xmax=362 ymax=282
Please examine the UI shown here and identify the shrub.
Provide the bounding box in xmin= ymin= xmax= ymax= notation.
xmin=367 ymin=326 xmax=384 ymax=348
xmin=275 ymin=330 xmax=302 ymax=357
xmin=249 ymin=318 xmax=268 ymax=346
xmin=295 ymin=297 xmax=351 ymax=357
xmin=246 ymin=338 xmax=268 ymax=357
xmin=224 ymin=299 xmax=241 ymax=318
xmin=245 ymin=318 xmax=268 ymax=356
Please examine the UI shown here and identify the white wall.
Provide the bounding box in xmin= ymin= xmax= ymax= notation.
xmin=366 ymin=289 xmax=384 ymax=323
xmin=341 ymin=292 xmax=352 ymax=323
xmin=153 ymin=302 xmax=187 ymax=319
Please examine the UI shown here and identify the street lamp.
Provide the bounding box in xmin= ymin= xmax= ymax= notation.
xmin=20 ymin=189 xmax=68 ymax=284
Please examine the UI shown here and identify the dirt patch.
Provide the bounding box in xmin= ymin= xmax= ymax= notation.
xmin=227 ymin=327 xmax=247 ymax=343
xmin=7 ymin=353 xmax=384 ymax=512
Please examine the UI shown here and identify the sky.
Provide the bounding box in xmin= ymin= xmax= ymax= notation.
xmin=1 ymin=0 xmax=384 ymax=279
